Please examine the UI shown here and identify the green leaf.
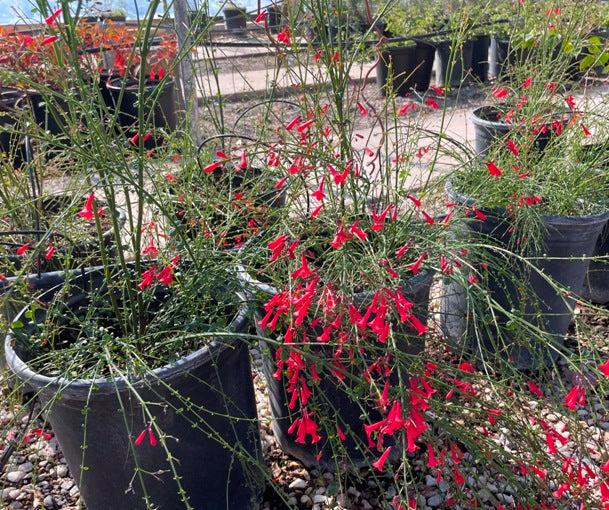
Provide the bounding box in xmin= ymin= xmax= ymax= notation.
xmin=10 ymin=320 xmax=23 ymax=329
xmin=580 ymin=54 xmax=596 ymax=70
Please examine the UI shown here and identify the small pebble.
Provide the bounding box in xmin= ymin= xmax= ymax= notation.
xmin=6 ymin=471 xmax=26 ymax=484
xmin=427 ymin=494 xmax=442 ymax=507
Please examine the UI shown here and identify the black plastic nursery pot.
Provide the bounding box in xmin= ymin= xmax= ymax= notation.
xmin=434 ymin=39 xmax=474 ymax=88
xmin=470 ymin=34 xmax=490 ymax=82
xmin=376 ymin=43 xmax=435 ymax=95
xmin=581 ymin=224 xmax=609 ymax=304
xmin=106 ymin=78 xmax=178 ymax=149
xmin=0 ymin=87 xmax=27 ymax=168
xmin=489 ymin=37 xmax=510 ymax=79
xmin=470 ymin=105 xmax=567 ymax=156
xmin=440 ymin=196 xmax=609 ymax=370
xmin=28 ymin=90 xmax=78 ymax=142
xmin=5 ymin=270 xmax=263 ymax=510
xmin=266 ymin=5 xmax=282 ymax=33
xmin=223 ymin=8 xmax=247 ymax=30
xmin=248 ymin=270 xmax=434 ymax=469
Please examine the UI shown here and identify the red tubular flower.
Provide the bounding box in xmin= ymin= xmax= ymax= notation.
xmin=492 ymin=87 xmax=508 ymax=99
xmin=45 ymin=8 xmax=62 ymax=25
xmin=529 ymin=381 xmax=543 ymax=397
xmin=44 ymin=244 xmax=54 ymax=261
xmin=506 ymin=139 xmax=519 ymax=156
xmin=581 ymin=123 xmax=591 ymax=137
xmin=310 ymin=204 xmax=323 ymax=219
xmin=407 ymin=195 xmax=421 ymax=207
xmin=134 ymin=429 xmax=146 ymax=445
xmin=357 ymin=102 xmax=367 ymax=116
xmin=291 ymin=253 xmax=312 ymax=279
xmin=426 ymin=98 xmax=439 ymax=109
xmin=371 ymin=204 xmax=392 ymax=231
xmin=329 ymin=224 xmax=351 ymax=249
xmin=452 ymin=467 xmax=465 ymax=485
xmin=16 ymin=242 xmax=31 ymax=255
xmin=395 ymin=242 xmax=409 ymax=259
xmin=564 ymin=385 xmax=584 ymax=410
xmin=311 ymin=177 xmax=326 ymax=201
xmin=135 ymin=426 xmax=157 ymax=446
xmin=522 ymin=76 xmax=532 ymax=88
xmin=268 ymin=234 xmax=287 ymax=261
xmin=239 ymin=151 xmax=248 ymax=170
xmin=288 ymin=410 xmax=321 ymax=444
xmin=78 ymin=193 xmax=96 ymax=221
xmin=156 ymin=264 xmax=173 ymax=285
xmin=487 ymin=161 xmax=502 ymax=177
xmin=349 ymin=220 xmax=368 ymax=241
xmin=408 ymin=253 xmax=426 ymax=274
xmin=599 ymin=359 xmax=609 ymax=377
xmin=427 ymin=443 xmax=438 ymax=468
xmin=42 ymin=34 xmax=57 ymax=44
xmin=297 ymin=119 xmax=315 ymax=133
xmin=336 ymin=425 xmax=346 ymax=441
xmin=372 ymin=446 xmax=392 ymax=472
xmin=285 ymin=116 xmax=300 ymax=131
xmin=254 ymin=10 xmax=266 ymax=22
xmin=431 ymin=86 xmax=444 ymax=95
xmin=565 ymin=95 xmax=576 ymax=111
xmin=421 ymin=211 xmax=434 ymax=225
xmin=138 ymin=267 xmax=157 ymax=289
xmin=329 ymin=163 xmax=350 ymax=185
xmin=398 ymin=103 xmax=415 ymax=115
xmin=277 ymin=26 xmax=291 ymax=45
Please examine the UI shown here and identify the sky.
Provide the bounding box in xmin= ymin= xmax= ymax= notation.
xmin=0 ymin=0 xmax=263 ymax=25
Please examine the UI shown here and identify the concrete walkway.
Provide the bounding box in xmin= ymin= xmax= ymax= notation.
xmin=192 ymin=34 xmax=609 ymax=190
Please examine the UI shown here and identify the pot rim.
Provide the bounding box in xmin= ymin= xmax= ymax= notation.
xmin=5 ymin=267 xmax=249 ymax=395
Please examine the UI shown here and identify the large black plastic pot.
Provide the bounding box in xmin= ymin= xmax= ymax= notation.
xmin=266 ymin=5 xmax=281 ymax=33
xmin=377 ymin=43 xmax=435 ymax=95
xmin=581 ymin=225 xmax=609 ymax=304
xmin=470 ymin=34 xmax=490 ymax=82
xmin=28 ymin=90 xmax=78 ymax=141
xmin=434 ymin=39 xmax=474 ymax=88
xmin=245 ymin=270 xmax=434 ymax=468
xmin=223 ymin=8 xmax=247 ymax=30
xmin=440 ymin=191 xmax=609 ymax=370
xmin=0 ymin=87 xmax=26 ymax=168
xmin=106 ymin=78 xmax=178 ymax=149
xmin=377 ymin=45 xmax=415 ymax=96
xmin=489 ymin=37 xmax=510 ymax=78
xmin=470 ymin=105 xmax=567 ymax=156
xmin=5 ymin=269 xmax=263 ymax=510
